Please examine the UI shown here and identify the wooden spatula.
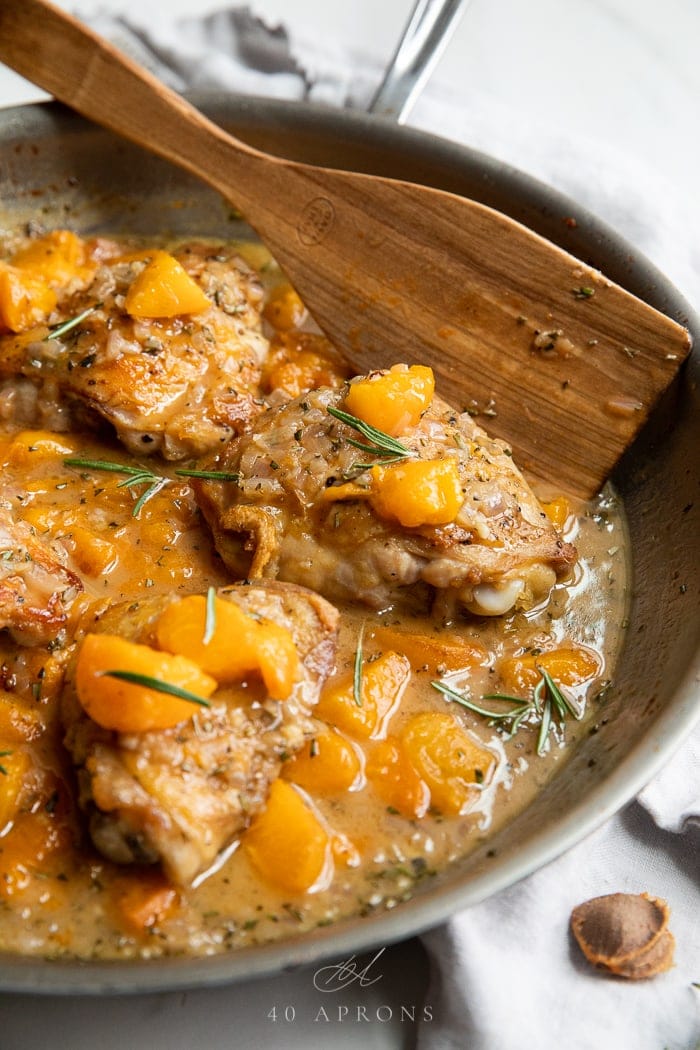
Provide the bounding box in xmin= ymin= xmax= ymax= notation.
xmin=0 ymin=0 xmax=691 ymax=498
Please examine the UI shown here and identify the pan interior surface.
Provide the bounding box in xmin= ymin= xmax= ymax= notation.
xmin=0 ymin=97 xmax=697 ymax=994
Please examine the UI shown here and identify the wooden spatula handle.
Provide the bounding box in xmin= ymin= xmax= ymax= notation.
xmin=0 ymin=0 xmax=266 ymax=205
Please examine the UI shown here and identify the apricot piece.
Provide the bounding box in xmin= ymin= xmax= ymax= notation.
xmin=124 ymin=251 xmax=210 ymax=318
xmin=68 ymin=526 xmax=118 ymax=576
xmin=262 ymin=283 xmax=307 ymax=330
xmin=0 ymin=810 xmax=69 ymax=900
xmin=0 ymin=263 xmax=56 ymax=333
xmin=0 ymin=696 xmax=43 ymax=744
xmin=498 ymin=647 xmax=600 ymax=694
xmin=111 ymin=870 xmax=178 ymax=933
xmin=243 ymin=779 xmax=331 ymax=894
xmin=365 ymin=737 xmax=430 ymax=819
xmin=344 ymin=364 xmax=435 ymax=436
xmin=11 ymin=230 xmax=93 ymax=287
xmin=0 ymin=747 xmax=30 ymax=830
xmin=263 ymin=331 xmax=349 ymax=399
xmin=401 ymin=712 xmax=494 ymax=815
xmin=370 ymin=458 xmax=463 ymax=527
xmin=282 ymin=728 xmax=361 ymax=795
xmin=316 ymin=650 xmax=411 ymax=739
xmin=75 ymin=633 xmax=217 ymax=732
xmin=542 ymin=496 xmax=571 ymax=530
xmin=370 ymin=626 xmax=488 ymax=674
xmin=155 ymin=594 xmax=300 ymax=700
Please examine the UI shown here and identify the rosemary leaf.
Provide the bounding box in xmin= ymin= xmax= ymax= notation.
xmin=539 ymin=666 xmax=581 ymax=719
xmin=102 ymin=670 xmax=211 ymax=708
xmin=47 ymin=305 xmax=98 ymax=341
xmin=174 ymin=468 xmax=240 ymax=482
xmin=433 ymin=681 xmax=528 ymax=721
xmin=536 ymin=697 xmax=553 ymax=755
xmin=63 ymin=457 xmax=169 ymax=518
xmin=327 ymin=406 xmax=412 ymax=460
xmin=132 ymin=476 xmax=170 ymax=518
xmin=353 ymin=623 xmax=365 ymax=707
xmin=203 ymin=586 xmax=217 ymax=645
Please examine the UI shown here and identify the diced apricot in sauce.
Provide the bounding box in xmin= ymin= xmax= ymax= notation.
xmin=0 ymin=696 xmax=43 ymax=744
xmin=110 ymin=870 xmax=178 ymax=933
xmin=498 ymin=647 xmax=601 ymax=694
xmin=344 ymin=364 xmax=435 ymax=436
xmin=542 ymin=496 xmax=572 ymax=530
xmin=262 ymin=283 xmax=307 ymax=330
xmin=11 ymin=230 xmax=93 ymax=286
xmin=262 ymin=331 xmax=349 ymax=399
xmin=369 ymin=626 xmax=488 ymax=675
xmin=75 ymin=633 xmax=217 ymax=733
xmin=0 ymin=264 xmax=56 ymax=333
xmin=6 ymin=431 xmax=78 ymax=466
xmin=0 ymin=747 xmax=30 ymax=830
xmin=243 ymin=780 xmax=331 ymax=895
xmin=370 ymin=458 xmax=463 ymax=528
xmin=365 ymin=738 xmax=430 ymax=819
xmin=67 ymin=526 xmax=118 ymax=576
xmin=124 ymin=251 xmax=210 ymax=318
xmin=0 ymin=810 xmax=69 ymax=900
xmin=315 ymin=651 xmax=411 ymax=739
xmin=155 ymin=594 xmax=300 ymax=700
xmin=282 ymin=728 xmax=361 ymax=795
xmin=401 ymin=712 xmax=494 ymax=816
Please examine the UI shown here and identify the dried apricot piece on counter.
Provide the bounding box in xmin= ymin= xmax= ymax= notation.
xmin=344 ymin=364 xmax=434 ymax=436
xmin=570 ymin=892 xmax=675 ymax=979
xmin=400 ymin=711 xmax=495 ymax=816
xmin=316 ymin=650 xmax=411 ymax=739
xmin=243 ymin=779 xmax=332 ymax=895
xmin=124 ymin=251 xmax=210 ymax=318
xmin=75 ymin=633 xmax=217 ymax=733
xmin=282 ymin=727 xmax=362 ymax=795
xmin=155 ymin=593 xmax=300 ymax=700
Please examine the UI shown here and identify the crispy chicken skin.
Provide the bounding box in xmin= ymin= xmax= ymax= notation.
xmin=61 ymin=581 xmax=339 ymax=886
xmin=194 ymin=381 xmax=577 ymax=616
xmin=0 ymin=507 xmax=82 ymax=645
xmin=0 ymin=242 xmax=268 ymax=459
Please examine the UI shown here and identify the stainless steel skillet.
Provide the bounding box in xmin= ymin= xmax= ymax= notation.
xmin=0 ymin=89 xmax=697 ymax=993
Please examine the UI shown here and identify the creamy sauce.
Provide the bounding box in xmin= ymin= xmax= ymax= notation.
xmin=0 ymin=233 xmax=630 ymax=960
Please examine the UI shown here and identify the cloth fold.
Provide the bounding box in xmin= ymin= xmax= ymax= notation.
xmin=78 ymin=6 xmax=700 ymax=1048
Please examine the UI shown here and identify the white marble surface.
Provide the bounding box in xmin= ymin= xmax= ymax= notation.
xmin=0 ymin=2 xmax=698 ymax=1048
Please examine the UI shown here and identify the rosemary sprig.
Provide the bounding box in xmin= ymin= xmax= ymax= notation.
xmin=63 ymin=457 xmax=239 ymax=517
xmin=47 ymin=305 xmax=98 ymax=341
xmin=203 ymin=586 xmax=217 ymax=645
xmin=433 ymin=665 xmax=581 ymax=756
xmin=63 ymin=457 xmax=168 ymax=518
xmin=353 ymin=623 xmax=365 ymax=707
xmin=327 ymin=406 xmax=412 ymax=462
xmin=102 ymin=670 xmax=211 ymax=708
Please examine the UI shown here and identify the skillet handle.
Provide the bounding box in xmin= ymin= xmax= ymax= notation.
xmin=368 ymin=0 xmax=470 ymax=123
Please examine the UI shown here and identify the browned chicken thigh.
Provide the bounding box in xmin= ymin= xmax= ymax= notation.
xmin=61 ymin=581 xmax=338 ymax=885
xmin=194 ymin=368 xmax=576 ymax=616
xmin=0 ymin=241 xmax=268 ymax=459
xmin=0 ymin=507 xmax=82 ymax=645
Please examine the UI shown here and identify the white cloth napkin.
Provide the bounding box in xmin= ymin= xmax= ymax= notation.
xmin=79 ymin=7 xmax=700 ymax=1048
